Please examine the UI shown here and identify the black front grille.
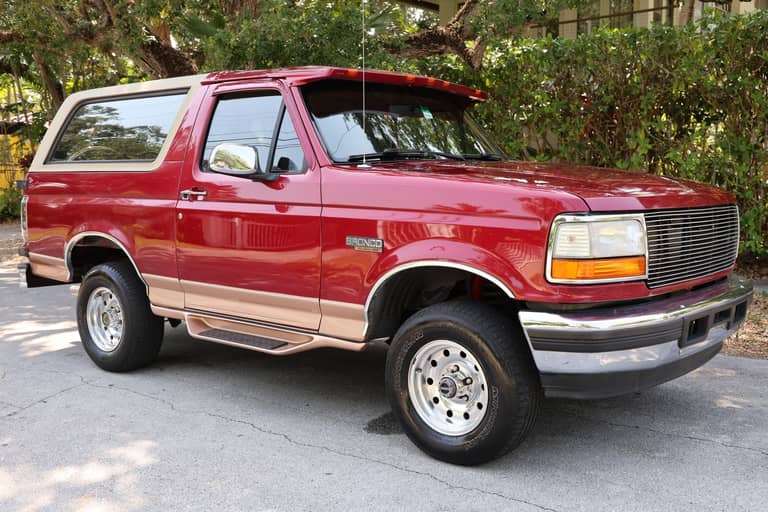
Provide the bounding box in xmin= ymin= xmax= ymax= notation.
xmin=644 ymin=205 xmax=739 ymax=288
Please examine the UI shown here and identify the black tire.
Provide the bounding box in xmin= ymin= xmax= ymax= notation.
xmin=385 ymin=301 xmax=541 ymax=465
xmin=76 ymin=261 xmax=164 ymax=372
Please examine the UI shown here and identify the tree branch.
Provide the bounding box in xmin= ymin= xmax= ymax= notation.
xmin=0 ymin=30 xmax=23 ymax=44
xmin=389 ymin=0 xmax=486 ymax=70
xmin=46 ymin=2 xmax=197 ymax=78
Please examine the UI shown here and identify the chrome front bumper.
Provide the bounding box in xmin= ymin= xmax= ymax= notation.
xmin=519 ymin=275 xmax=754 ymax=399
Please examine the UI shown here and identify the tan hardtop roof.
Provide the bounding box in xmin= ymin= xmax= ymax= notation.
xmin=63 ymin=74 xmax=207 ymax=103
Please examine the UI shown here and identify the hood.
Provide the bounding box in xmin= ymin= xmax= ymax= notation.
xmin=367 ymin=160 xmax=735 ymax=212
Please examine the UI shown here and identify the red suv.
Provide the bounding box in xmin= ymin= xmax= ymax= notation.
xmin=18 ymin=67 xmax=753 ymax=464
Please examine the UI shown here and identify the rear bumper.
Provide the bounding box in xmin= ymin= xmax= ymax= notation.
xmin=519 ymin=275 xmax=753 ymax=399
xmin=17 ymin=261 xmax=65 ymax=289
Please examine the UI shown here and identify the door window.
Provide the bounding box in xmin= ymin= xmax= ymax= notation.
xmin=202 ymin=91 xmax=306 ymax=174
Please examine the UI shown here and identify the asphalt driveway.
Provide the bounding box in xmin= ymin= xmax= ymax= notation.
xmin=1 ymin=259 xmax=767 ymax=511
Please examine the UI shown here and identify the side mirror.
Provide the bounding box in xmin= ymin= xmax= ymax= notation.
xmin=207 ymin=144 xmax=277 ymax=181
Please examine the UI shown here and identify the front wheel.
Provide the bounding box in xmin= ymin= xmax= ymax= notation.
xmin=385 ymin=301 xmax=541 ymax=465
xmin=77 ymin=261 xmax=164 ymax=372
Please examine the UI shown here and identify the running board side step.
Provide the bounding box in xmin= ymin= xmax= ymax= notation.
xmin=197 ymin=328 xmax=287 ymax=351
xmin=179 ymin=311 xmax=368 ymax=356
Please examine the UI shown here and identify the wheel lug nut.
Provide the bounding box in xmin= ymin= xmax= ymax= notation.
xmin=451 ymin=365 xmax=459 ymax=373
xmin=464 ymin=377 xmax=473 ymax=385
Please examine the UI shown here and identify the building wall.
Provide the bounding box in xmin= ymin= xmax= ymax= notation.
xmin=555 ymin=0 xmax=761 ymax=39
xmin=0 ymin=134 xmax=30 ymax=188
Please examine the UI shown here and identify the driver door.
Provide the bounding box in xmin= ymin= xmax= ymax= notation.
xmin=175 ymin=82 xmax=321 ymax=330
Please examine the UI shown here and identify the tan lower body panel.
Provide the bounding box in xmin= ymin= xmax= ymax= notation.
xmin=146 ymin=275 xmax=368 ymax=354
xmin=150 ymin=306 xmax=367 ymax=355
xmin=180 ymin=279 xmax=321 ymax=330
xmin=144 ymin=274 xmax=185 ymax=309
xmin=28 ymin=253 xmax=68 ymax=282
xmin=319 ymin=300 xmax=366 ymax=341
xmin=143 ymin=282 xmax=366 ymax=341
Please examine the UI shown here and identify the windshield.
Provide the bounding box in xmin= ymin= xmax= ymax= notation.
xmin=301 ymin=80 xmax=505 ymax=163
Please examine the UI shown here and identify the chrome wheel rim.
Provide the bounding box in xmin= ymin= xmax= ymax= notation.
xmin=86 ymin=287 xmax=124 ymax=352
xmin=408 ymin=339 xmax=489 ymax=436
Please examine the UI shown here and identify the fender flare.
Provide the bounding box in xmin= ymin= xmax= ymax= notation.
xmin=64 ymin=231 xmax=146 ymax=288
xmin=362 ymin=244 xmax=520 ymax=338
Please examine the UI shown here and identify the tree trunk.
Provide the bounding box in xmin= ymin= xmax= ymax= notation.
xmin=12 ymin=71 xmax=31 ymax=126
xmin=32 ymin=53 xmax=64 ymax=114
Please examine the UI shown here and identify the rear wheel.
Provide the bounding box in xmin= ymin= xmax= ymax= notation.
xmin=77 ymin=261 xmax=163 ymax=372
xmin=386 ymin=301 xmax=541 ymax=465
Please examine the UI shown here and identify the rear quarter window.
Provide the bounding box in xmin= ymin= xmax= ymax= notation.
xmin=49 ymin=92 xmax=186 ymax=162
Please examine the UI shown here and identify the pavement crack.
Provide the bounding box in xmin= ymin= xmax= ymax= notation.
xmin=563 ymin=410 xmax=768 ymax=457
xmin=3 ymin=383 xmax=84 ymax=418
xmin=74 ymin=378 xmax=560 ymax=509
xmin=81 ymin=379 xmax=179 ymax=411
xmin=204 ymin=412 xmax=559 ymax=511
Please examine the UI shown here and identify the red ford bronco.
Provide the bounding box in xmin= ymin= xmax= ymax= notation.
xmin=18 ymin=67 xmax=753 ymax=464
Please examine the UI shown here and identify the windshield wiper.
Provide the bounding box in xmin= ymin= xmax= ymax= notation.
xmin=462 ymin=152 xmax=505 ymax=161
xmin=346 ymin=148 xmax=465 ymax=163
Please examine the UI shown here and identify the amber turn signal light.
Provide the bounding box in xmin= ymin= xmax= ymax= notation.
xmin=550 ymin=256 xmax=646 ymax=281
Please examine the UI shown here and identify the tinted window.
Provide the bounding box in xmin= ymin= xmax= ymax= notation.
xmin=203 ymin=92 xmax=283 ymax=172
xmin=51 ymin=93 xmax=186 ymax=162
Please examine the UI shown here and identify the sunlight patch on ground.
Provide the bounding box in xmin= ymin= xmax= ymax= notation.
xmin=0 ymin=440 xmax=156 ymax=512
xmin=49 ymin=441 xmax=158 ymax=486
xmin=0 ymin=469 xmax=17 ymax=500
xmin=715 ymin=395 xmax=750 ymax=409
xmin=689 ymin=367 xmax=737 ymax=378
xmin=0 ymin=320 xmax=79 ymax=357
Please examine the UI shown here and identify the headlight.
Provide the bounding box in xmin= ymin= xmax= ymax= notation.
xmin=547 ymin=214 xmax=647 ymax=283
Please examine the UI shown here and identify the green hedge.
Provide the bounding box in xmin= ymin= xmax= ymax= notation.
xmin=0 ymin=186 xmax=22 ymax=220
xmin=4 ymin=10 xmax=767 ymax=257
xmin=414 ymin=10 xmax=768 ymax=258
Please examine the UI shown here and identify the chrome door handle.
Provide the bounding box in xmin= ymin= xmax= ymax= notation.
xmin=180 ymin=188 xmax=208 ymax=201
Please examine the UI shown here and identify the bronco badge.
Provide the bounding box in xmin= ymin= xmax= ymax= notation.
xmin=345 ymin=236 xmax=384 ymax=253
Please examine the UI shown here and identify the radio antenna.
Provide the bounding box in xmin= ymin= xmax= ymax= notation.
xmin=360 ymin=0 xmax=370 ymax=167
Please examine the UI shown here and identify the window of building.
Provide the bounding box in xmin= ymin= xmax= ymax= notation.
xmin=610 ymin=0 xmax=634 ymax=28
